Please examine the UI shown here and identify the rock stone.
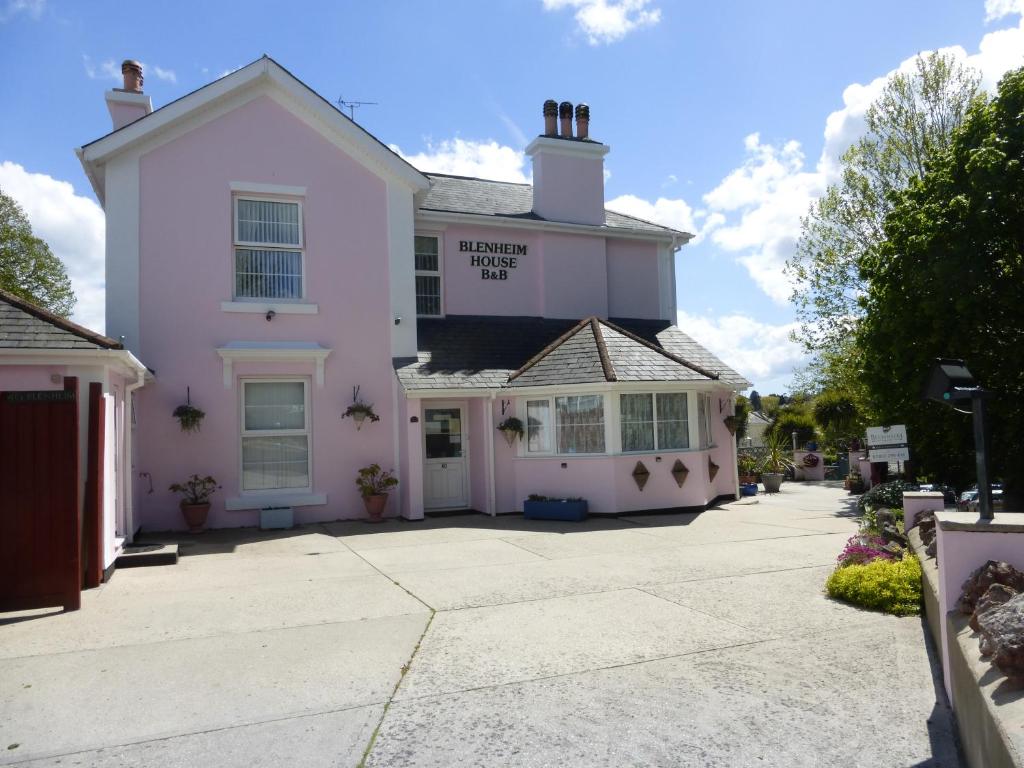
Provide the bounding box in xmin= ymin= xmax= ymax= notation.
xmin=958 ymin=560 xmax=1024 ymax=615
xmin=969 ymin=583 xmax=1019 ymax=632
xmin=976 ymin=593 xmax=1024 ymax=682
xmin=876 ymin=508 xmax=895 ymax=529
xmin=914 ymin=511 xmax=937 ymax=555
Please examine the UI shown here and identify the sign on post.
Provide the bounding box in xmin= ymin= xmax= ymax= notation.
xmin=866 ymin=424 xmax=909 ymax=463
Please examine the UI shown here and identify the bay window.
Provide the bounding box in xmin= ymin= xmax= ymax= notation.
xmin=241 ymin=380 xmax=310 ymax=492
xmin=524 ymin=394 xmax=606 ymax=455
xmin=620 ymin=392 xmax=689 ymax=452
xmin=698 ymin=392 xmax=715 ymax=448
xmin=234 ymin=198 xmax=304 ymax=300
xmin=526 ymin=399 xmax=551 ymax=453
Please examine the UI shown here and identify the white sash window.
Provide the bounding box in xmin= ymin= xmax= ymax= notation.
xmin=241 ymin=380 xmax=311 ymax=492
xmin=234 ymin=198 xmax=304 ymax=300
xmin=415 ymin=235 xmax=442 ymax=316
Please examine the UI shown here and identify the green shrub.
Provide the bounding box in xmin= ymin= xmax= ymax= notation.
xmin=825 ymin=553 xmax=922 ymax=616
xmin=857 ymin=480 xmax=911 ymax=514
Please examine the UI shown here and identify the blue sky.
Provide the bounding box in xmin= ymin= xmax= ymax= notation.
xmin=1 ymin=0 xmax=1022 ymax=393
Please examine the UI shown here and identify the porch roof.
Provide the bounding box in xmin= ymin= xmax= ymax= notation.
xmin=0 ymin=288 xmax=122 ymax=350
xmin=394 ymin=315 xmax=750 ymax=392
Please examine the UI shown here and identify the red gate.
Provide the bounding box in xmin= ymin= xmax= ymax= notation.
xmin=0 ymin=377 xmax=81 ymax=612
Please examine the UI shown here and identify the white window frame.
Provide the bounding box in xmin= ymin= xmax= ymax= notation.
xmin=619 ymin=392 xmax=690 ymax=453
xmin=520 ymin=393 xmax=607 ymax=456
xmin=233 ymin=195 xmax=306 ymax=302
xmin=698 ymin=392 xmax=715 ymax=449
xmin=414 ymin=233 xmax=444 ymax=317
xmin=239 ymin=377 xmax=313 ymax=496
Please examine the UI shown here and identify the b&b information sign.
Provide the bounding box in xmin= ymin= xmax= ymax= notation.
xmin=866 ymin=424 xmax=910 ymax=462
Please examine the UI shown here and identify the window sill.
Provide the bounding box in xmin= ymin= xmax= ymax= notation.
xmin=225 ymin=492 xmax=327 ymax=511
xmin=222 ymin=301 xmax=319 ymax=315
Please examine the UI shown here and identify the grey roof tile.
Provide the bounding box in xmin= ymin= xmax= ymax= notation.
xmin=0 ymin=289 xmax=120 ymax=350
xmin=420 ymin=174 xmax=688 ymax=237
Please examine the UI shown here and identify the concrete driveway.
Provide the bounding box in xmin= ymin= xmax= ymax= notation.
xmin=0 ymin=483 xmax=960 ymax=767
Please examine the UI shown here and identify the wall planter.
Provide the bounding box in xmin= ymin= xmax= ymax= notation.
xmin=260 ymin=506 xmax=293 ymax=530
xmin=523 ymin=497 xmax=588 ymax=522
xmin=497 ymin=417 xmax=524 ymax=447
xmin=671 ymin=459 xmax=690 ymax=488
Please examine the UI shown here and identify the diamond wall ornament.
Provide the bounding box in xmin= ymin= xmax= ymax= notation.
xmin=632 ymin=460 xmax=650 ymax=491
xmin=671 ymin=459 xmax=689 ymax=488
xmin=708 ymin=458 xmax=720 ymax=482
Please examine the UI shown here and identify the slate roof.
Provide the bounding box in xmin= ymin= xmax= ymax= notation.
xmin=0 ymin=288 xmax=121 ymax=350
xmin=394 ymin=315 xmax=750 ymax=391
xmin=421 ymin=174 xmax=687 ymax=237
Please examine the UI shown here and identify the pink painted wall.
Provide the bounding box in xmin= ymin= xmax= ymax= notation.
xmin=541 ymin=233 xmax=607 ymax=319
xmin=531 ymin=149 xmax=605 ymax=226
xmin=108 ymin=101 xmax=147 ymax=131
xmin=135 ymin=94 xmax=398 ymax=530
xmin=606 ymin=239 xmax=661 ymax=319
xmin=440 ymin=226 xmax=542 ymax=316
xmin=903 ymin=492 xmax=944 ymax=532
xmin=793 ymin=451 xmax=825 ymax=481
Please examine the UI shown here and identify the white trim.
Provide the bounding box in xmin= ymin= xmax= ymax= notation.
xmin=525 ymin=136 xmax=611 ymax=160
xmin=402 ymin=380 xmax=734 ymax=400
xmin=104 ymin=153 xmax=140 ymax=353
xmin=105 ymin=90 xmax=152 ymax=108
xmin=415 ymin=209 xmax=689 ymax=246
xmin=0 ymin=347 xmax=148 ymax=377
xmin=78 ymin=58 xmax=429 ymax=202
xmin=414 ymin=232 xmax=444 ymax=318
xmin=221 ymin=301 xmax=318 ymax=314
xmin=226 ymin=493 xmax=326 ymax=511
xmin=230 ymin=181 xmax=307 ymax=196
xmin=216 ymin=342 xmax=331 ymax=388
xmin=388 ymin=182 xmax=418 ymax=357
xmin=239 ymin=377 xmax=313 ymax=496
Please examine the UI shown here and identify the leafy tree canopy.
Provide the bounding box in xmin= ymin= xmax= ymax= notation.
xmin=857 ymin=67 xmax=1024 ymax=496
xmin=0 ymin=188 xmax=76 ymax=317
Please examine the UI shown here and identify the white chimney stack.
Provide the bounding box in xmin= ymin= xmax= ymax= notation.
xmin=105 ymin=59 xmax=152 ymax=131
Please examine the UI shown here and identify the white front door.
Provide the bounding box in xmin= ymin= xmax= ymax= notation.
xmin=423 ymin=405 xmax=468 ymax=509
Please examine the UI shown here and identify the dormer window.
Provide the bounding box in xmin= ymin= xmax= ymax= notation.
xmin=234 ymin=197 xmax=304 ymax=300
xmin=415 ymin=234 xmax=442 ymax=316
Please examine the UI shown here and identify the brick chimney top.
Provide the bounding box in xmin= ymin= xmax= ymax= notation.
xmin=120 ymin=60 xmax=143 ymax=93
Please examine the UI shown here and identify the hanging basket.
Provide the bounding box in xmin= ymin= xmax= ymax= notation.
xmin=496 ymin=417 xmax=524 ymax=447
xmin=172 ymin=387 xmax=204 ymax=433
xmin=342 ymin=387 xmax=380 ymax=430
xmin=723 ymin=415 xmax=739 ymax=436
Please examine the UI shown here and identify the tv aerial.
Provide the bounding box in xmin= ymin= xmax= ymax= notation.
xmin=337 ymin=96 xmax=378 ymax=122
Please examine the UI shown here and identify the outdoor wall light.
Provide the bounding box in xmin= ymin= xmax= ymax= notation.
xmin=265 ymin=310 xmax=276 ymax=322
xmin=394 ymin=315 xmax=402 ymax=325
xmin=924 ymin=358 xmax=993 ymax=519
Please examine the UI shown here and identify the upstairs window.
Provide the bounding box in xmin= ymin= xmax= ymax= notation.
xmin=415 ymin=235 xmax=442 ymax=316
xmin=234 ymin=198 xmax=304 ymax=300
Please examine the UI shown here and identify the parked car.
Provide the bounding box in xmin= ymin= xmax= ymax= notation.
xmin=958 ymin=489 xmax=978 ymax=511
xmin=917 ymin=483 xmax=958 ymax=505
xmin=966 ymin=483 xmax=1004 ymax=513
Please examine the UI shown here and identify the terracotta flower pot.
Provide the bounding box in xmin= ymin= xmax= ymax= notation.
xmin=180 ymin=501 xmax=210 ymax=533
xmin=363 ymin=493 xmax=388 ymax=523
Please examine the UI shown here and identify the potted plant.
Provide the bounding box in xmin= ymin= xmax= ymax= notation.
xmin=356 ymin=463 xmax=398 ymax=523
xmin=846 ymin=471 xmax=866 ymax=494
xmin=757 ymin=433 xmax=795 ymax=493
xmin=497 ymin=416 xmax=524 ymax=447
xmin=342 ymin=386 xmax=380 ymax=430
xmin=168 ymin=474 xmax=219 ymax=532
xmin=523 ymin=494 xmax=588 ymax=522
xmin=737 ymin=452 xmax=758 ymax=485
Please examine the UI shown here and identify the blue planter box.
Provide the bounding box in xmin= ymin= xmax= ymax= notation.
xmin=523 ymin=499 xmax=588 ymax=522
xmin=740 ymin=483 xmax=758 ymax=497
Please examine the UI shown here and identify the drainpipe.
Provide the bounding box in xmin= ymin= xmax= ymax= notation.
xmin=487 ymin=392 xmax=497 ymax=516
xmin=123 ymin=364 xmax=146 ymax=543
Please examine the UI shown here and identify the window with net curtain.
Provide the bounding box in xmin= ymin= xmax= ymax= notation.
xmin=620 ymin=393 xmax=689 ymax=452
xmin=697 ymin=392 xmax=714 ymax=448
xmin=241 ymin=380 xmax=310 ymax=491
xmin=555 ymin=394 xmax=605 ymax=454
xmin=234 ymin=199 xmax=303 ymax=300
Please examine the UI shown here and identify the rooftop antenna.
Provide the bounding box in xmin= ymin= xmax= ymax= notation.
xmin=336 ymin=95 xmax=379 ymax=122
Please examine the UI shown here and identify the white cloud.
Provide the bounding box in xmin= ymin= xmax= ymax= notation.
xmin=82 ymin=55 xmax=177 ymax=85
xmin=700 ymin=12 xmax=1024 ymax=306
xmin=606 ymin=193 xmax=698 ymax=237
xmin=0 ymin=162 xmax=106 ymax=333
xmin=0 ymin=0 xmax=44 ymax=22
xmin=542 ymin=0 xmax=661 ymax=45
xmin=391 ymin=138 xmax=530 ymax=183
xmin=677 ymin=309 xmax=805 ymax=391
xmin=985 ymin=0 xmax=1024 ymax=22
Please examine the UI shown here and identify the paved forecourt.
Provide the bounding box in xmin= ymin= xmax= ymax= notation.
xmin=0 ymin=483 xmax=960 ymax=767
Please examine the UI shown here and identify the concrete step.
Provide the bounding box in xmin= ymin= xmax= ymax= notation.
xmin=115 ymin=543 xmax=179 ymax=568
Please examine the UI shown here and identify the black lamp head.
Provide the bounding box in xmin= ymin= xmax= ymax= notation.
xmin=923 ymin=358 xmax=981 ymax=407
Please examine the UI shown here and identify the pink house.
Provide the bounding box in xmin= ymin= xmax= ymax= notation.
xmin=74 ymin=56 xmax=749 ymax=532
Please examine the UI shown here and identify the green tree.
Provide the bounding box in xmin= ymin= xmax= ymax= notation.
xmin=733 ymin=394 xmax=751 ymax=440
xmin=0 ymin=189 xmax=76 ymax=316
xmin=857 ymin=67 xmax=1024 ymax=498
xmin=749 ymin=390 xmax=762 ymax=412
xmin=787 ymin=52 xmax=981 ymax=357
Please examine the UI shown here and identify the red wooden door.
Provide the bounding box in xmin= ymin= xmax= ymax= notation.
xmin=0 ymin=378 xmax=81 ymax=612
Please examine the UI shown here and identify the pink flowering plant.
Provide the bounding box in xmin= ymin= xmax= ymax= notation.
xmin=836 ymin=534 xmax=898 ymax=568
